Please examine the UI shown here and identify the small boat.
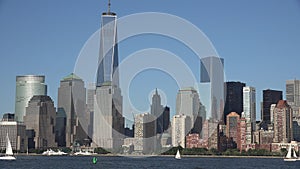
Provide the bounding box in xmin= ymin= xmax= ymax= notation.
xmin=74 ymin=150 xmax=93 ymax=156
xmin=284 ymin=144 xmax=297 ymax=162
xmin=0 ymin=133 xmax=16 ymax=160
xmin=42 ymin=149 xmax=68 ymax=156
xmin=175 ymin=149 xmax=181 ymax=160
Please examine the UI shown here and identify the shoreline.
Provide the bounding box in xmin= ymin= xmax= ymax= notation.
xmin=14 ymin=153 xmax=283 ymax=159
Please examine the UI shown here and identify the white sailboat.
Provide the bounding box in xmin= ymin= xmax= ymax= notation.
xmin=0 ymin=133 xmax=16 ymax=160
xmin=175 ymin=149 xmax=181 ymax=160
xmin=284 ymin=144 xmax=296 ymax=162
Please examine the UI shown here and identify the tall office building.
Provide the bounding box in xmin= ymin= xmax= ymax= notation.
xmin=200 ymin=56 xmax=224 ymax=121
xmin=224 ymin=81 xmax=245 ymax=124
xmin=57 ymin=73 xmax=87 ymax=147
xmin=162 ymin=106 xmax=170 ymax=132
xmin=150 ymin=89 xmax=164 ymax=134
xmin=286 ymin=79 xmax=300 ymax=116
xmin=15 ymin=75 xmax=47 ymax=122
xmin=134 ymin=113 xmax=156 ymax=154
xmin=226 ymin=112 xmax=240 ymax=144
xmin=0 ymin=114 xmax=27 ymax=152
xmin=172 ymin=115 xmax=191 ymax=148
xmin=24 ymin=96 xmax=57 ymax=149
xmin=86 ymin=83 xmax=96 ymax=139
xmin=262 ymin=89 xmax=282 ymax=124
xmin=273 ymin=100 xmax=293 ymax=143
xmin=243 ymin=86 xmax=256 ymax=144
xmin=176 ymin=87 xmax=200 ymax=128
xmin=93 ymin=2 xmax=124 ymax=150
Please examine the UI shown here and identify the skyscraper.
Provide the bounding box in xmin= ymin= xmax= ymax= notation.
xmin=57 ymin=73 xmax=87 ymax=147
xmin=273 ymin=100 xmax=293 ymax=143
xmin=24 ymin=95 xmax=57 ymax=149
xmin=243 ymin=86 xmax=256 ymax=144
xmin=223 ymin=81 xmax=245 ymax=124
xmin=134 ymin=113 xmax=156 ymax=154
xmin=15 ymin=75 xmax=47 ymax=122
xmin=262 ymin=89 xmax=282 ymax=124
xmin=200 ymin=56 xmax=224 ymax=121
xmin=172 ymin=115 xmax=191 ymax=148
xmin=96 ymin=1 xmax=119 ymax=87
xmin=226 ymin=112 xmax=240 ymax=145
xmin=93 ymin=2 xmax=124 ymax=150
xmin=150 ymin=89 xmax=164 ymax=134
xmin=286 ymin=79 xmax=300 ymax=116
xmin=176 ymin=87 xmax=200 ymax=128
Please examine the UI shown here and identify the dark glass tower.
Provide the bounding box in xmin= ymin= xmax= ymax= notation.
xmin=223 ymin=81 xmax=246 ymax=124
xmin=262 ymin=89 xmax=282 ymax=124
xmin=96 ymin=5 xmax=119 ymax=87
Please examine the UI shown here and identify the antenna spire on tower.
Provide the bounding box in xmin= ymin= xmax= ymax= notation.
xmin=108 ymin=0 xmax=111 ymax=13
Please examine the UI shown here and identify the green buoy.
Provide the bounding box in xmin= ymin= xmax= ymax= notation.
xmin=92 ymin=157 xmax=97 ymax=164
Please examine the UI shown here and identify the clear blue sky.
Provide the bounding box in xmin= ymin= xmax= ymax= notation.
xmin=0 ymin=0 xmax=300 ymax=122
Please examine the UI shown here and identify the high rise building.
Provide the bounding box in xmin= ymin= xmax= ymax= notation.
xmin=57 ymin=73 xmax=87 ymax=147
xmin=286 ymin=79 xmax=300 ymax=116
xmin=224 ymin=82 xmax=245 ymax=124
xmin=0 ymin=114 xmax=27 ymax=152
xmin=150 ymin=89 xmax=164 ymax=134
xmin=172 ymin=115 xmax=191 ymax=148
xmin=243 ymin=86 xmax=256 ymax=131
xmin=93 ymin=2 xmax=124 ymax=150
xmin=238 ymin=112 xmax=247 ymax=151
xmin=273 ymin=100 xmax=293 ymax=143
xmin=162 ymin=106 xmax=170 ymax=132
xmin=226 ymin=112 xmax=240 ymax=145
xmin=243 ymin=86 xmax=256 ymax=144
xmin=15 ymin=75 xmax=47 ymax=122
xmin=86 ymin=83 xmax=96 ymax=139
xmin=176 ymin=87 xmax=200 ymax=128
xmin=262 ymin=89 xmax=282 ymax=124
xmin=24 ymin=95 xmax=57 ymax=149
xmin=200 ymin=56 xmax=224 ymax=121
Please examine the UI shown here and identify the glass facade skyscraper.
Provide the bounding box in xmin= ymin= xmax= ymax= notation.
xmin=15 ymin=75 xmax=47 ymax=122
xmin=96 ymin=11 xmax=119 ymax=87
xmin=93 ymin=4 xmax=124 ymax=150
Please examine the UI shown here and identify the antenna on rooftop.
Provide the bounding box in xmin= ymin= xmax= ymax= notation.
xmin=108 ymin=0 xmax=111 ymax=13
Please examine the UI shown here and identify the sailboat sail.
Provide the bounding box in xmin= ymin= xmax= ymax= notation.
xmin=175 ymin=150 xmax=181 ymax=159
xmin=5 ymin=134 xmax=13 ymax=156
xmin=286 ymin=145 xmax=292 ymax=158
xmin=293 ymin=148 xmax=297 ymax=158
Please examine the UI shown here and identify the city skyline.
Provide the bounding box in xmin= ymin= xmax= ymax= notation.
xmin=1 ymin=0 xmax=300 ymax=122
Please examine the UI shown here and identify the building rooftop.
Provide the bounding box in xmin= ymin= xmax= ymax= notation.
xmin=61 ymin=73 xmax=82 ymax=81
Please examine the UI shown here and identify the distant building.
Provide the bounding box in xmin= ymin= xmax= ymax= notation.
xmin=243 ymin=86 xmax=256 ymax=144
xmin=93 ymin=3 xmax=124 ymax=151
xmin=172 ymin=115 xmax=191 ymax=148
xmin=238 ymin=112 xmax=247 ymax=151
xmin=262 ymin=89 xmax=282 ymax=124
xmin=286 ymin=80 xmax=300 ymax=142
xmin=273 ymin=100 xmax=293 ymax=143
xmin=57 ymin=73 xmax=88 ymax=147
xmin=176 ymin=87 xmax=200 ymax=129
xmin=134 ymin=113 xmax=156 ymax=154
xmin=24 ymin=95 xmax=57 ymax=149
xmin=15 ymin=75 xmax=47 ymax=122
xmin=200 ymin=56 xmax=224 ymax=121
xmin=201 ymin=119 xmax=219 ymax=150
xmin=226 ymin=112 xmax=240 ymax=146
xmin=224 ymin=82 xmax=245 ymax=124
xmin=150 ymin=89 xmax=164 ymax=134
xmin=0 ymin=115 xmax=27 ymax=152
xmin=86 ymin=83 xmax=96 ymax=141
xmin=286 ymin=79 xmax=300 ymax=116
xmin=186 ymin=133 xmax=201 ymax=148
xmin=162 ymin=106 xmax=170 ymax=132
